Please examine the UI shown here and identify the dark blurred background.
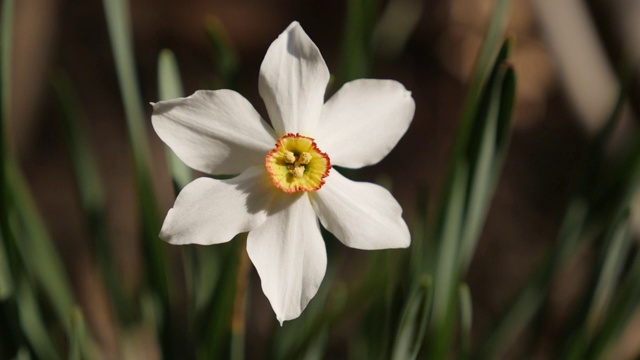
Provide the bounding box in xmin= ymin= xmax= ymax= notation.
xmin=8 ymin=0 xmax=640 ymax=357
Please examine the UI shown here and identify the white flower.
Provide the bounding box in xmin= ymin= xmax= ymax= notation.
xmin=152 ymin=21 xmax=415 ymax=323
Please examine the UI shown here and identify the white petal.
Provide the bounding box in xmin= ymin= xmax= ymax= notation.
xmin=247 ymin=194 xmax=327 ymax=324
xmin=152 ymin=90 xmax=277 ymax=175
xmin=258 ymin=21 xmax=330 ymax=135
xmin=311 ymin=170 xmax=410 ymax=250
xmin=160 ymin=166 xmax=273 ymax=245
xmin=314 ymin=79 xmax=415 ymax=168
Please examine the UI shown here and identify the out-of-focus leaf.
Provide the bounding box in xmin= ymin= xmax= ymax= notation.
xmin=410 ymin=186 xmax=430 ymax=278
xmin=0 ymin=0 xmax=14 ymax=301
xmin=560 ymin=210 xmax=633 ymax=359
xmin=372 ymin=0 xmax=423 ymax=59
xmin=204 ymin=17 xmax=240 ymax=90
xmin=196 ymin=240 xmax=242 ymax=359
xmin=458 ymin=55 xmax=515 ymax=271
xmin=274 ymin=260 xmax=342 ymax=360
xmin=157 ymin=50 xmax=192 ymax=192
xmin=338 ymin=0 xmax=380 ymax=84
xmin=102 ymin=0 xmax=173 ymax=353
xmin=0 ymin=240 xmax=10 ymax=300
xmin=51 ymin=70 xmax=129 ymax=324
xmin=16 ymin=281 xmax=61 ymax=360
xmin=7 ymin=160 xmax=75 ymax=331
xmin=480 ymin=59 xmax=634 ymax=358
xmin=14 ymin=347 xmax=31 ymax=360
xmin=391 ymin=275 xmax=432 ymax=360
xmin=587 ymin=211 xmax=632 ymax=333
xmin=69 ymin=307 xmax=86 ymax=360
xmin=478 ymin=198 xmax=590 ymax=359
xmin=428 ymin=38 xmax=515 ymax=358
xmin=587 ymin=246 xmax=640 ymax=358
xmin=459 ymin=283 xmax=473 ymax=359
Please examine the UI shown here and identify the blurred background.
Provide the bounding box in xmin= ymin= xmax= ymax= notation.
xmin=6 ymin=0 xmax=640 ymax=358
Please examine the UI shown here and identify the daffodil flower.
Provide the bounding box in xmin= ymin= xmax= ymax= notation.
xmin=152 ymin=21 xmax=415 ymax=323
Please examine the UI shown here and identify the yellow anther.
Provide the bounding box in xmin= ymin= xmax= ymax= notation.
xmin=298 ymin=152 xmax=312 ymax=165
xmin=291 ymin=165 xmax=305 ymax=178
xmin=283 ymin=151 xmax=296 ymax=164
xmin=265 ymin=133 xmax=331 ymax=193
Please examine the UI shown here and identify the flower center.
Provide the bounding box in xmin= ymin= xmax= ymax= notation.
xmin=265 ymin=133 xmax=331 ymax=193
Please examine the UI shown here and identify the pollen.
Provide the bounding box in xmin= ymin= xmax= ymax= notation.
xmin=283 ymin=151 xmax=296 ymax=164
xmin=265 ymin=133 xmax=331 ymax=193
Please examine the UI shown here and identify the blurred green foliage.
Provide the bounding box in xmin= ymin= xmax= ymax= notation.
xmin=1 ymin=0 xmax=639 ymax=358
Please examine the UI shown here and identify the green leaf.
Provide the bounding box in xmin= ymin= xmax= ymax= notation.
xmin=478 ymin=198 xmax=590 ymax=359
xmin=0 ymin=233 xmax=11 ymax=300
xmin=586 ymin=211 xmax=632 ymax=334
xmin=458 ymin=283 xmax=473 ymax=360
xmin=587 ymin=245 xmax=640 ymax=357
xmin=391 ymin=275 xmax=432 ymax=360
xmin=427 ymin=38 xmax=515 ymax=358
xmin=196 ymin=240 xmax=242 ymax=359
xmin=7 ymin=159 xmax=75 ymax=333
xmin=16 ymin=281 xmax=62 ymax=360
xmin=102 ymin=0 xmax=173 ymax=352
xmin=204 ymin=17 xmax=240 ymax=90
xmin=69 ymin=307 xmax=87 ymax=360
xmin=157 ymin=49 xmax=192 ymax=191
xmin=0 ymin=0 xmax=14 ymax=301
xmin=372 ymin=0 xmax=423 ymax=60
xmin=51 ymin=70 xmax=129 ymax=324
xmin=458 ymin=59 xmax=516 ymax=272
xmin=338 ymin=0 xmax=380 ymax=85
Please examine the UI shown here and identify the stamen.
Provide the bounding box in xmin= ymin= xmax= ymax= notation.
xmin=291 ymin=165 xmax=305 ymax=178
xmin=298 ymin=152 xmax=312 ymax=165
xmin=283 ymin=151 xmax=296 ymax=164
xmin=265 ymin=133 xmax=331 ymax=193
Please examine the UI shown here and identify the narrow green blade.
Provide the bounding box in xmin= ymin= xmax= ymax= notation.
xmin=51 ymin=71 xmax=129 ymax=324
xmin=391 ymin=276 xmax=432 ymax=360
xmin=0 ymin=0 xmax=14 ymax=300
xmin=157 ymin=50 xmax=192 ymax=191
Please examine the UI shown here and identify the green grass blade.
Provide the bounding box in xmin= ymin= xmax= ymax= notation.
xmin=16 ymin=281 xmax=61 ymax=360
xmin=372 ymin=0 xmax=423 ymax=60
xmin=458 ymin=62 xmax=515 ymax=273
xmin=7 ymin=159 xmax=96 ymax=359
xmin=428 ymin=161 xmax=468 ymax=357
xmin=69 ymin=307 xmax=86 ymax=360
xmin=338 ymin=0 xmax=380 ymax=85
xmin=0 ymin=232 xmax=10 ymax=300
xmin=477 ymin=198 xmax=590 ymax=359
xmin=102 ymin=0 xmax=173 ymax=352
xmin=7 ymin=160 xmax=75 ymax=331
xmin=157 ymin=49 xmax=192 ymax=191
xmin=204 ymin=18 xmax=240 ymax=90
xmin=587 ymin=211 xmax=632 ymax=334
xmin=459 ymin=283 xmax=473 ymax=360
xmin=391 ymin=275 xmax=432 ymax=360
xmin=51 ymin=70 xmax=129 ymax=324
xmin=196 ymin=241 xmax=242 ymax=359
xmin=13 ymin=347 xmax=31 ymax=360
xmin=587 ymin=246 xmax=640 ymax=358
xmin=230 ymin=240 xmax=250 ymax=360
xmin=448 ymin=0 xmax=511 ymax=166
xmin=410 ymin=186 xmax=430 ymax=280
xmin=0 ymin=0 xmax=14 ymax=300
xmin=427 ymin=0 xmax=512 ymax=316
xmin=274 ymin=261 xmax=342 ymax=360
xmin=431 ymin=161 xmax=468 ymax=314
xmin=428 ymin=42 xmax=515 ymax=357
xmin=102 ymin=0 xmax=168 ymax=278
xmin=559 ymin=210 xmax=632 ymax=359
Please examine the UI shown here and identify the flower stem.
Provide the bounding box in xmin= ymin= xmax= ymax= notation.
xmin=231 ymin=237 xmax=250 ymax=360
